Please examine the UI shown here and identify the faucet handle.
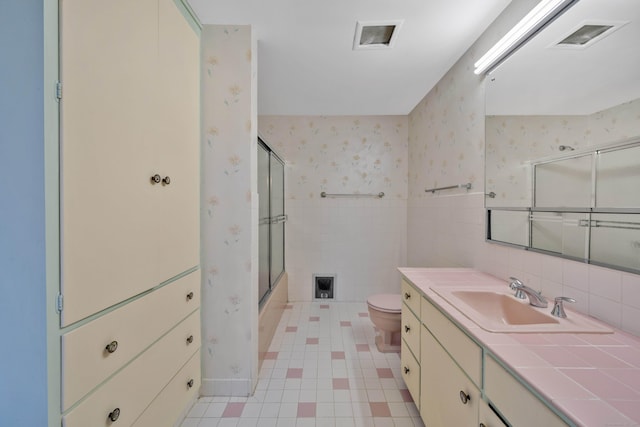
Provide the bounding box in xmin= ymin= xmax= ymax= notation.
xmin=551 ymin=296 xmax=576 ymax=318
xmin=509 ymin=277 xmax=526 ymax=299
xmin=509 ymin=276 xmax=523 ymax=289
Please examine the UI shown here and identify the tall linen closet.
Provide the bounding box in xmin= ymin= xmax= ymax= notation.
xmin=57 ymin=0 xmax=201 ymax=425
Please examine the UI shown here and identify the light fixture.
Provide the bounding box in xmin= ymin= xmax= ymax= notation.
xmin=474 ymin=0 xmax=579 ymax=75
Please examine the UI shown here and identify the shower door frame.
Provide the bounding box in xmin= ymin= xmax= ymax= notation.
xmin=258 ymin=137 xmax=286 ymax=307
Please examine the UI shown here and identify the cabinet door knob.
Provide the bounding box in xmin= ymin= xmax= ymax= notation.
xmin=105 ymin=341 xmax=118 ymax=354
xmin=187 ymin=379 xmax=194 ymax=389
xmin=479 ymin=424 xmax=486 ymax=427
xmin=108 ymin=407 xmax=120 ymax=422
xmin=162 ymin=176 xmax=171 ymax=185
xmin=404 ymin=325 xmax=410 ymax=333
xmin=186 ymin=335 xmax=194 ymax=344
xmin=151 ymin=174 xmax=161 ymax=184
xmin=186 ymin=291 xmax=194 ymax=301
xmin=403 ymin=366 xmax=410 ymax=374
xmin=404 ymin=292 xmax=411 ymax=300
xmin=459 ymin=390 xmax=470 ymax=404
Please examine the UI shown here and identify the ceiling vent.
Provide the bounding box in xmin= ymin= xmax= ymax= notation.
xmin=553 ymin=21 xmax=628 ymax=49
xmin=353 ymin=20 xmax=403 ymax=50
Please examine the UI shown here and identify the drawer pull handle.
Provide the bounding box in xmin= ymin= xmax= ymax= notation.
xmin=108 ymin=407 xmax=120 ymax=422
xmin=404 ymin=292 xmax=411 ymax=300
xmin=459 ymin=390 xmax=470 ymax=405
xmin=404 ymin=325 xmax=410 ymax=333
xmin=105 ymin=341 xmax=118 ymax=354
xmin=186 ymin=291 xmax=194 ymax=301
xmin=403 ymin=366 xmax=410 ymax=374
xmin=480 ymin=424 xmax=486 ymax=427
xmin=187 ymin=379 xmax=195 ymax=389
xmin=150 ymin=174 xmax=161 ymax=184
xmin=162 ymin=176 xmax=171 ymax=185
xmin=186 ymin=335 xmax=194 ymax=344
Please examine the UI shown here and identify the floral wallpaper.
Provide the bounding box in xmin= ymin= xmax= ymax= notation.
xmin=201 ymin=25 xmax=257 ymax=396
xmin=259 ymin=116 xmax=408 ymax=200
xmin=486 ymin=97 xmax=640 ymax=207
xmin=258 ymin=116 xmax=408 ymax=302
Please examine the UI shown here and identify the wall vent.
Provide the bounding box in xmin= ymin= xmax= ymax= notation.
xmin=552 ymin=21 xmax=628 ymax=49
xmin=313 ymin=274 xmax=336 ymax=300
xmin=353 ymin=20 xmax=403 ymax=50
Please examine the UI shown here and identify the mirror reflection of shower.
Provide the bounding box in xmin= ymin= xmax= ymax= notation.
xmin=558 ymin=145 xmax=575 ymax=151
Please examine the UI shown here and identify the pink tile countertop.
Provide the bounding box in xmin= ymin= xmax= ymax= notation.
xmin=399 ymin=267 xmax=640 ymax=427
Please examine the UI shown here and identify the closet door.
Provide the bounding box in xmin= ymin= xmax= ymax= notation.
xmin=60 ymin=0 xmax=199 ymax=328
xmin=153 ymin=0 xmax=200 ymax=283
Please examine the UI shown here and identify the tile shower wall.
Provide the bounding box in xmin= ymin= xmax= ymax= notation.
xmin=201 ymin=25 xmax=259 ymax=396
xmin=406 ymin=0 xmax=640 ymax=337
xmin=259 ymin=116 xmax=408 ymax=301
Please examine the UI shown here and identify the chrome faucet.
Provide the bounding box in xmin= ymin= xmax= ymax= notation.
xmin=551 ymin=296 xmax=576 ymax=318
xmin=508 ymin=277 xmax=548 ymax=308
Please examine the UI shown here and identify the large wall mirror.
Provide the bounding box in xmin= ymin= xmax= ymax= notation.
xmin=485 ymin=0 xmax=640 ymax=273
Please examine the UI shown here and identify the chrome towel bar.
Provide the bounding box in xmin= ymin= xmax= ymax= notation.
xmin=320 ymin=192 xmax=385 ymax=198
xmin=425 ymin=183 xmax=472 ymax=193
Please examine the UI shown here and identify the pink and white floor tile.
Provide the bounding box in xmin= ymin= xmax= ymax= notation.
xmin=180 ymin=302 xmax=423 ymax=427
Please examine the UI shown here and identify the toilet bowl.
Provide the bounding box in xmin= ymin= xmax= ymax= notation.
xmin=366 ymin=294 xmax=402 ymax=353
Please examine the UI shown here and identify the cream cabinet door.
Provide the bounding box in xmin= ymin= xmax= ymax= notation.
xmin=421 ymin=326 xmax=480 ymax=427
xmin=60 ymin=0 xmax=199 ymax=326
xmin=151 ymin=0 xmax=200 ymax=284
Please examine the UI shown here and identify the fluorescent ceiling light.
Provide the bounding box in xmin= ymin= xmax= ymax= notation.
xmin=474 ymin=0 xmax=578 ymax=75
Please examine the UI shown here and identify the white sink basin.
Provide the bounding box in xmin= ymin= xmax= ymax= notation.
xmin=431 ymin=287 xmax=612 ymax=334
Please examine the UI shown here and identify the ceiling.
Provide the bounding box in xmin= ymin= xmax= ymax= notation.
xmin=187 ymin=0 xmax=512 ymax=116
xmin=486 ymin=0 xmax=640 ymax=115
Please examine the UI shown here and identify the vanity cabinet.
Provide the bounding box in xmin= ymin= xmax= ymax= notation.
xmin=399 ymin=279 xmax=571 ymax=427
xmin=401 ymin=280 xmax=421 ymax=406
xmin=420 ymin=326 xmax=480 ymax=426
xmin=57 ymin=0 xmax=200 ymax=425
xmin=485 ymin=355 xmax=566 ymax=427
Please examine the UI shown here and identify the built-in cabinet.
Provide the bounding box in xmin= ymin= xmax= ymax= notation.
xmin=400 ymin=279 xmax=571 ymax=427
xmin=58 ymin=0 xmax=200 ymax=425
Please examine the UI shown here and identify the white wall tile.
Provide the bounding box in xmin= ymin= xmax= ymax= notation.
xmin=589 ymin=265 xmax=622 ymax=303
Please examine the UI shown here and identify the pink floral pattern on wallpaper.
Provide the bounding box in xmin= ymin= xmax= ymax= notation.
xmin=407 ymin=58 xmax=485 ymax=199
xmin=259 ymin=116 xmax=408 ymax=199
xmin=201 ymin=25 xmax=255 ymax=388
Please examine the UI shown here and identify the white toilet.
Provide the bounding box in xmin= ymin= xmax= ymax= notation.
xmin=366 ymin=294 xmax=402 ymax=353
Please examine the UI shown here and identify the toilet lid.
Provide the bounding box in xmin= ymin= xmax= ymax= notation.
xmin=367 ymin=294 xmax=402 ymax=313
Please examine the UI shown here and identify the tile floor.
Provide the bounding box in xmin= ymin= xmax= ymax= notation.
xmin=180 ymin=302 xmax=425 ymax=427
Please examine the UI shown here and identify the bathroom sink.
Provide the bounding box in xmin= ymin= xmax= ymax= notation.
xmin=430 ymin=287 xmax=612 ymax=334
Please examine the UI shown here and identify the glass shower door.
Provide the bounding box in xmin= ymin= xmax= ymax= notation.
xmin=258 ymin=139 xmax=286 ymax=306
xmin=270 ymin=154 xmax=285 ymax=285
xmin=258 ymin=144 xmax=271 ymax=303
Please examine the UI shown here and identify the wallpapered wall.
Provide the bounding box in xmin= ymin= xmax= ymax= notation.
xmin=486 ymin=97 xmax=640 ymax=206
xmin=201 ymin=25 xmax=258 ymax=396
xmin=406 ymin=0 xmax=640 ymax=336
xmin=258 ymin=116 xmax=408 ymax=301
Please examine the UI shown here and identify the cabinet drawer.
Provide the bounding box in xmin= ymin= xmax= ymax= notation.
xmin=132 ymin=350 xmax=200 ymax=427
xmin=401 ymin=304 xmax=420 ymax=359
xmin=401 ymin=279 xmax=421 ymax=316
xmin=485 ymin=355 xmax=568 ymax=427
xmin=62 ymin=271 xmax=199 ymax=410
xmin=421 ymin=296 xmax=481 ymax=387
xmin=63 ymin=310 xmax=200 ymax=427
xmin=400 ymin=343 xmax=420 ymax=409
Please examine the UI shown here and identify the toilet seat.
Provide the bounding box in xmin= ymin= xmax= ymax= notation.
xmin=367 ymin=294 xmax=401 ymax=314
